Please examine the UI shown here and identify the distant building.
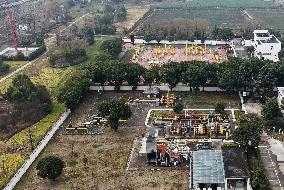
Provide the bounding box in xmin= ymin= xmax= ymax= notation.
xmin=252 ymin=30 xmax=281 ymax=62
xmin=277 ymin=87 xmax=284 ymax=108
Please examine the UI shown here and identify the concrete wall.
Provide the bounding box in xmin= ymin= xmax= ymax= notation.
xmin=90 ymin=85 xmax=225 ymax=92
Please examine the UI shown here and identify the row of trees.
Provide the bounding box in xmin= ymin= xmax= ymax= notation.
xmin=232 ymin=113 xmax=272 ymax=190
xmin=143 ymin=27 xmax=235 ymax=42
xmin=89 ymin=57 xmax=284 ymax=101
xmin=56 ymin=53 xmax=284 ymax=110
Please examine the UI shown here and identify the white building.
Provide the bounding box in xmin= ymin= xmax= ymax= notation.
xmin=277 ymin=87 xmax=284 ymax=108
xmin=252 ymin=30 xmax=281 ymax=62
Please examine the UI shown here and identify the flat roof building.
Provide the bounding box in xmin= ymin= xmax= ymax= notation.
xmin=252 ymin=30 xmax=281 ymax=62
xmin=222 ymin=148 xmax=251 ymax=190
xmin=192 ymin=150 xmax=225 ymax=190
xmin=191 ymin=149 xmax=252 ymax=190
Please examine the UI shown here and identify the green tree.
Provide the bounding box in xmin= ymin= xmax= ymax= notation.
xmin=246 ymin=46 xmax=255 ymax=56
xmin=143 ymin=33 xmax=156 ymax=42
xmin=218 ymin=59 xmax=241 ymax=92
xmin=0 ymin=61 xmax=10 ymax=76
xmin=5 ymin=75 xmax=39 ymax=102
xmin=104 ymin=60 xmax=127 ymax=89
xmin=80 ymin=26 xmax=95 ymax=45
xmin=144 ymin=66 xmax=161 ymax=87
xmin=253 ymin=63 xmax=277 ymax=101
xmin=126 ymin=63 xmax=145 ymax=90
xmin=36 ymin=156 xmax=64 ymax=180
xmin=93 ymin=51 xmax=113 ymax=63
xmin=181 ymin=61 xmax=207 ymax=90
xmin=161 ymin=62 xmax=182 ymax=90
xmin=251 ymin=167 xmax=272 ymax=190
xmin=261 ymin=98 xmax=281 ymax=120
xmin=212 ymin=27 xmax=234 ymax=40
xmin=88 ymin=62 xmax=107 ymax=86
xmin=116 ymin=5 xmax=127 ymax=22
xmin=173 ymin=102 xmax=184 ymax=113
xmin=108 ymin=113 xmax=120 ymax=131
xmin=98 ymin=99 xmax=132 ymax=131
xmin=232 ymin=114 xmax=263 ymax=147
xmin=99 ymin=38 xmax=122 ymax=58
xmin=215 ymin=103 xmax=225 ymax=115
xmin=57 ymin=70 xmax=90 ymax=109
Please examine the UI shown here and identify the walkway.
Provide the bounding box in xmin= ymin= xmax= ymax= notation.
xmin=3 ymin=110 xmax=71 ymax=190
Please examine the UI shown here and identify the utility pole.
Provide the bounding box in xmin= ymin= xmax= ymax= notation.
xmin=28 ymin=128 xmax=34 ymax=151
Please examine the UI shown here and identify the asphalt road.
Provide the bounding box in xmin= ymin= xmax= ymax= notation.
xmin=259 ymin=133 xmax=284 ymax=190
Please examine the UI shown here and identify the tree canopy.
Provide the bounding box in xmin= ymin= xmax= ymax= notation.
xmin=261 ymin=98 xmax=281 ymax=120
xmin=36 ymin=156 xmax=64 ymax=180
xmin=98 ymin=99 xmax=132 ymax=130
xmin=232 ymin=114 xmax=263 ymax=147
xmin=99 ymin=38 xmax=122 ymax=58
xmin=0 ymin=61 xmax=10 ymax=76
xmin=5 ymin=75 xmax=52 ymax=114
xmin=173 ymin=102 xmax=184 ymax=113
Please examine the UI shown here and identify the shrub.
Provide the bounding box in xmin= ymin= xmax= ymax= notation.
xmin=36 ymin=156 xmax=64 ymax=180
xmin=173 ymin=102 xmax=184 ymax=113
xmin=215 ymin=103 xmax=225 ymax=115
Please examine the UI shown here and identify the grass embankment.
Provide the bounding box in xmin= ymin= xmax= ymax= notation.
xmin=0 ymin=39 xmax=101 ymax=187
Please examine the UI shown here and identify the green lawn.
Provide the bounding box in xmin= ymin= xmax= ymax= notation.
xmin=0 ymin=103 xmax=65 ymax=187
xmin=186 ymin=91 xmax=240 ymax=108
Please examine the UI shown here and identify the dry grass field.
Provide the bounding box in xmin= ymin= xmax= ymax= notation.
xmin=115 ymin=5 xmax=149 ymax=34
xmin=15 ymin=92 xmax=189 ymax=190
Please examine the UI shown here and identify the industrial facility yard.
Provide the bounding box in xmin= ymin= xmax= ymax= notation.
xmin=14 ymin=92 xmax=190 ymax=190
xmin=14 ymin=91 xmax=241 ymax=189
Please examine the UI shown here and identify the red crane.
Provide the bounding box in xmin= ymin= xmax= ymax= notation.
xmin=5 ymin=0 xmax=18 ymax=54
